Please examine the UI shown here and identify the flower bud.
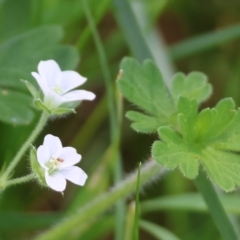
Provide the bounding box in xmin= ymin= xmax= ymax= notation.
xmin=29 ymin=145 xmax=46 ymax=187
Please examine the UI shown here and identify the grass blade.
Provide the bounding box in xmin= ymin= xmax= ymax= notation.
xmin=113 ymin=0 xmax=153 ymax=61
xmin=140 ymin=220 xmax=181 ymax=240
xmin=133 ymin=162 xmax=141 ymax=240
xmin=140 ymin=193 xmax=240 ymax=215
xmin=194 ymin=168 xmax=239 ymax=240
xmin=170 ymin=24 xmax=240 ymax=60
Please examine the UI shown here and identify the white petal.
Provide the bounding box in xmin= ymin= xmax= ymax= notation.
xmin=63 ymin=90 xmax=96 ymax=102
xmin=45 ymin=171 xmax=66 ymax=192
xmin=59 ymin=166 xmax=87 ymax=186
xmin=43 ymin=134 xmax=62 ymax=158
xmin=44 ymin=90 xmax=63 ymax=109
xmin=59 ymin=147 xmax=81 ymax=168
xmin=38 ymin=60 xmax=62 ymax=88
xmin=61 ymin=71 xmax=87 ymax=94
xmin=31 ymin=72 xmax=50 ymax=96
xmin=37 ymin=145 xmax=50 ymax=169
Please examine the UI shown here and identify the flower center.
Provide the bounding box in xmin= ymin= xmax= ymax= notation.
xmin=52 ymin=85 xmax=63 ymax=94
xmin=46 ymin=157 xmax=64 ymax=174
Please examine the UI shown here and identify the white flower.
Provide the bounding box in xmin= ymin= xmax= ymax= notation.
xmin=32 ymin=60 xmax=95 ymax=110
xmin=37 ymin=134 xmax=87 ymax=192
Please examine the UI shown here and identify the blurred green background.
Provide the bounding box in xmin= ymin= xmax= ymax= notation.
xmin=1 ymin=0 xmax=240 ymax=239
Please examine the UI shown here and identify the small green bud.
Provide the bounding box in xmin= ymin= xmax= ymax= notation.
xmin=29 ymin=145 xmax=46 ymax=186
xmin=21 ymin=80 xmax=40 ymax=99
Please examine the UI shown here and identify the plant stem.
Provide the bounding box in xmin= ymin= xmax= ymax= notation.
xmin=4 ymin=173 xmax=36 ymax=188
xmin=194 ymin=168 xmax=239 ymax=240
xmin=81 ymin=2 xmax=125 ymax=240
xmin=2 ymin=111 xmax=49 ymax=180
xmin=33 ymin=160 xmax=165 ymax=240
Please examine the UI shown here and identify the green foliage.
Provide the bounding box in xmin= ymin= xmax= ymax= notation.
xmin=171 ymin=72 xmax=212 ymax=105
xmin=118 ymin=57 xmax=174 ymax=133
xmin=0 ymin=212 xmax=60 ymax=231
xmin=0 ymin=25 xmax=78 ymax=125
xmin=118 ymin=57 xmax=212 ymax=133
xmin=133 ymin=162 xmax=141 ymax=240
xmin=118 ymin=57 xmax=240 ymax=192
xmin=153 ymin=97 xmax=240 ymax=191
xmin=140 ymin=220 xmax=181 ymax=240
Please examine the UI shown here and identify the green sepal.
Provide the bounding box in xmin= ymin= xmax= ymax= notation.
xmin=34 ymin=99 xmax=52 ymax=114
xmin=29 ymin=145 xmax=46 ymax=186
xmin=52 ymin=108 xmax=76 ymax=115
xmin=21 ymin=80 xmax=40 ymax=99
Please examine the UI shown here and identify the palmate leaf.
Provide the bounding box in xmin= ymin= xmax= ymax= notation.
xmin=152 ymin=97 xmax=240 ymax=192
xmin=117 ymin=58 xmax=212 ymax=133
xmin=117 ymin=57 xmax=174 ymax=133
xmin=171 ymin=72 xmax=212 ymax=105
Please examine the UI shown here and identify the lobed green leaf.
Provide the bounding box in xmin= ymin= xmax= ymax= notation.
xmin=171 ymin=72 xmax=212 ymax=105
xmin=153 ymin=97 xmax=240 ymax=192
xmin=118 ymin=57 xmax=173 ymax=133
xmin=118 ymin=58 xmax=212 ymax=133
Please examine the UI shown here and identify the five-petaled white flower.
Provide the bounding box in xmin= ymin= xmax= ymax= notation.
xmin=32 ymin=60 xmax=95 ymax=109
xmin=37 ymin=134 xmax=87 ymax=192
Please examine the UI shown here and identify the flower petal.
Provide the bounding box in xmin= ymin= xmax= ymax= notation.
xmin=59 ymin=147 xmax=81 ymax=168
xmin=37 ymin=145 xmax=50 ymax=169
xmin=63 ymin=90 xmax=96 ymax=102
xmin=38 ymin=60 xmax=62 ymax=88
xmin=45 ymin=171 xmax=66 ymax=192
xmin=43 ymin=134 xmax=62 ymax=158
xmin=59 ymin=166 xmax=87 ymax=186
xmin=31 ymin=72 xmax=50 ymax=97
xmin=44 ymin=89 xmax=64 ymax=109
xmin=61 ymin=71 xmax=87 ymax=94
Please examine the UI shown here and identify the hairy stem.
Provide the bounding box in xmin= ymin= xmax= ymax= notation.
xmin=4 ymin=173 xmax=36 ymax=188
xmin=2 ymin=111 xmax=49 ymax=180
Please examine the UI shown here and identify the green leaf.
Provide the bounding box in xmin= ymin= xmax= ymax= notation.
xmin=152 ymin=96 xmax=240 ymax=191
xmin=133 ymin=162 xmax=141 ymax=240
xmin=0 ymin=25 xmax=79 ymax=125
xmin=169 ymin=24 xmax=240 ymax=60
xmin=194 ymin=169 xmax=239 ymax=240
xmin=126 ymin=111 xmax=165 ymax=133
xmin=0 ymin=88 xmax=34 ymax=125
xmin=0 ymin=212 xmax=61 ymax=231
xmin=124 ymin=203 xmax=136 ymax=240
xmin=117 ymin=57 xmax=174 ymax=133
xmin=153 ymin=127 xmax=199 ymax=179
xmin=117 ymin=58 xmax=212 ymax=133
xmin=171 ymin=72 xmax=212 ymax=105
xmin=139 ymin=220 xmax=181 ymax=240
xmin=140 ymin=193 xmax=240 ymax=215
